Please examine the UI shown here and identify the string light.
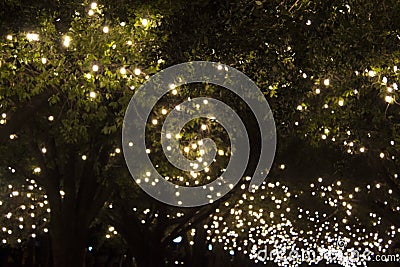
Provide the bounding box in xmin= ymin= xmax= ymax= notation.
xmin=141 ymin=19 xmax=149 ymax=26
xmin=63 ymin=36 xmax=71 ymax=47
xmin=26 ymin=33 xmax=39 ymax=41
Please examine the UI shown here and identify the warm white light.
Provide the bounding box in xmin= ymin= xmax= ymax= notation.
xmin=6 ymin=35 xmax=12 ymax=41
xmin=368 ymin=70 xmax=376 ymax=77
xmin=141 ymin=19 xmax=149 ymax=26
xmin=315 ymin=88 xmax=320 ymax=94
xmin=33 ymin=167 xmax=41 ymax=173
xmin=85 ymin=73 xmax=92 ymax=79
xmin=41 ymin=147 xmax=47 ymax=154
xmin=103 ymin=26 xmax=109 ymax=33
xmin=92 ymin=65 xmax=99 ymax=72
xmin=161 ymin=109 xmax=167 ymax=115
xmin=296 ymin=105 xmax=303 ymax=111
xmin=323 ymin=79 xmax=330 ymax=86
xmin=88 ymin=10 xmax=94 ymax=16
xmin=82 ymin=155 xmax=87 ymax=160
xmin=379 ymin=152 xmax=385 ymax=158
xmin=338 ymin=99 xmax=344 ymax=106
xmin=152 ymin=119 xmax=158 ymax=125
xmin=359 ymin=147 xmax=365 ymax=153
xmin=127 ymin=40 xmax=133 ymax=45
xmin=172 ymin=89 xmax=178 ymax=95
xmin=63 ymin=36 xmax=71 ymax=47
xmin=91 ymin=2 xmax=97 ymax=9
xmin=120 ymin=67 xmax=127 ymax=75
xmin=201 ymin=124 xmax=207 ymax=130
xmin=218 ymin=149 xmax=224 ymax=156
xmin=89 ymin=91 xmax=97 ymax=98
xmin=134 ymin=68 xmax=141 ymax=75
xmin=27 ymin=33 xmax=39 ymax=41
xmin=385 ymin=95 xmax=394 ymax=103
xmin=382 ymin=76 xmax=388 ymax=84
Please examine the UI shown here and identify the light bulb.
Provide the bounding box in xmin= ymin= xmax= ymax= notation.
xmin=385 ymin=95 xmax=393 ymax=103
xmin=27 ymin=33 xmax=39 ymax=41
xmin=63 ymin=36 xmax=71 ymax=47
xmin=141 ymin=19 xmax=149 ymax=26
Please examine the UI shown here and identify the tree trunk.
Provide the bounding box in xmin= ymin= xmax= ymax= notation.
xmin=50 ymin=214 xmax=88 ymax=267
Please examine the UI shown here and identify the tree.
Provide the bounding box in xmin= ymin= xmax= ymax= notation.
xmin=158 ymin=0 xmax=400 ymax=265
xmin=0 ymin=2 xmax=162 ymax=266
xmin=1 ymin=0 xmax=400 ymax=266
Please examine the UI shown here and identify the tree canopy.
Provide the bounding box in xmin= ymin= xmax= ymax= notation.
xmin=0 ymin=0 xmax=399 ymax=267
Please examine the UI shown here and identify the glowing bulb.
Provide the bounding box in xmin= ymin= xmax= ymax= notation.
xmin=385 ymin=95 xmax=394 ymax=103
xmin=338 ymin=99 xmax=344 ymax=106
xmin=382 ymin=77 xmax=388 ymax=84
xmin=360 ymin=147 xmax=365 ymax=153
xmin=6 ymin=35 xmax=12 ymax=41
xmin=379 ymin=152 xmax=385 ymax=159
xmin=120 ymin=67 xmax=127 ymax=75
xmin=315 ymin=88 xmax=321 ymax=94
xmin=296 ymin=105 xmax=303 ymax=111
xmin=323 ymin=79 xmax=330 ymax=86
xmin=82 ymin=155 xmax=87 ymax=160
xmin=91 ymin=2 xmax=97 ymax=9
xmin=89 ymin=91 xmax=97 ymax=98
xmin=27 ymin=33 xmax=39 ymax=41
xmin=152 ymin=119 xmax=158 ymax=125
xmin=201 ymin=124 xmax=207 ymax=130
xmin=92 ymin=65 xmax=99 ymax=72
xmin=41 ymin=147 xmax=47 ymax=154
xmin=141 ymin=19 xmax=149 ymax=26
xmin=368 ymin=70 xmax=376 ymax=77
xmin=218 ymin=149 xmax=224 ymax=156
xmin=103 ymin=26 xmax=109 ymax=33
xmin=172 ymin=89 xmax=178 ymax=95
xmin=63 ymin=36 xmax=71 ymax=47
xmin=41 ymin=58 xmax=47 ymax=64
xmin=184 ymin=147 xmax=190 ymax=153
xmin=85 ymin=73 xmax=92 ymax=79
xmin=48 ymin=116 xmax=54 ymax=121
xmin=88 ymin=10 xmax=94 ymax=16
xmin=134 ymin=68 xmax=141 ymax=75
